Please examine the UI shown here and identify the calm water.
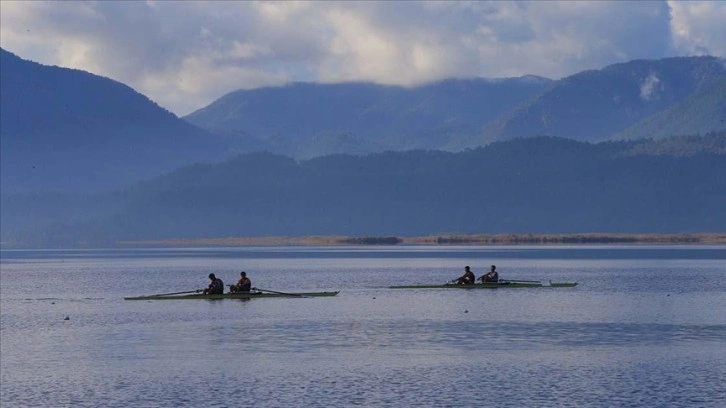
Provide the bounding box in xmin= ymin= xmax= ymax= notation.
xmin=1 ymin=245 xmax=725 ymax=407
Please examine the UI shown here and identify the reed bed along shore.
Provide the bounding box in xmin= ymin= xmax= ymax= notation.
xmin=119 ymin=233 xmax=726 ymax=247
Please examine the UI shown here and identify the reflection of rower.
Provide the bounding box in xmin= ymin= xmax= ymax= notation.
xmin=478 ymin=265 xmax=499 ymax=283
xmin=455 ymin=266 xmax=476 ymax=285
xmin=230 ymin=271 xmax=252 ymax=293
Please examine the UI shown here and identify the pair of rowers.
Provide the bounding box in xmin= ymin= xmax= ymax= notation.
xmin=454 ymin=265 xmax=498 ymax=285
xmin=202 ymin=271 xmax=252 ymax=294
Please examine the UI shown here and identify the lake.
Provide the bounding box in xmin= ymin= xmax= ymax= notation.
xmin=1 ymin=245 xmax=725 ymax=407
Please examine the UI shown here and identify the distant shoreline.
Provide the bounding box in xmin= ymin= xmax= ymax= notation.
xmin=118 ymin=233 xmax=726 ymax=247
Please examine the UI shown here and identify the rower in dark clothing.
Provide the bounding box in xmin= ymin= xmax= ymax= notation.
xmin=455 ymin=266 xmax=476 ymax=285
xmin=230 ymin=271 xmax=251 ymax=293
xmin=203 ymin=273 xmax=224 ymax=294
xmin=479 ymin=265 xmax=499 ymax=283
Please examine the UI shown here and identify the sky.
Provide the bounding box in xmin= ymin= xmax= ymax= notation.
xmin=1 ymin=1 xmax=724 ymax=116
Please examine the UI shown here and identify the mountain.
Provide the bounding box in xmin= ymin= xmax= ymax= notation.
xmin=3 ymin=133 xmax=724 ymax=248
xmin=4 ymin=50 xmax=723 ymax=196
xmin=0 ymin=48 xmax=234 ymax=194
xmin=184 ymin=57 xmax=725 ymax=157
xmin=183 ymin=77 xmax=553 ymax=158
xmin=611 ymin=75 xmax=726 ymax=140
xmin=479 ymin=56 xmax=726 ymax=144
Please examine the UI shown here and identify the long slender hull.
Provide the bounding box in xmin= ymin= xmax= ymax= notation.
xmin=389 ymin=281 xmax=577 ymax=289
xmin=125 ymin=291 xmax=340 ymax=300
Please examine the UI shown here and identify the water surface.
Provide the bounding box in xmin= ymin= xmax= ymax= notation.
xmin=2 ymin=245 xmax=725 ymax=407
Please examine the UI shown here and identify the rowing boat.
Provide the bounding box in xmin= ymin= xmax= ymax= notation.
xmin=124 ymin=291 xmax=340 ymax=300
xmin=389 ymin=281 xmax=577 ymax=289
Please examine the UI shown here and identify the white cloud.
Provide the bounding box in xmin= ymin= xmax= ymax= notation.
xmin=669 ymin=0 xmax=726 ymax=56
xmin=640 ymin=73 xmax=662 ymax=101
xmin=1 ymin=1 xmax=723 ymax=116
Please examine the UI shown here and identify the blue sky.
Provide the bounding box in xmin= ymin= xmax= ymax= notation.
xmin=1 ymin=1 xmax=724 ymax=116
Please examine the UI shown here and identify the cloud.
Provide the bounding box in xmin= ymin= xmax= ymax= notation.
xmin=640 ymin=73 xmax=662 ymax=101
xmin=668 ymin=0 xmax=726 ymax=56
xmin=1 ymin=1 xmax=723 ymax=116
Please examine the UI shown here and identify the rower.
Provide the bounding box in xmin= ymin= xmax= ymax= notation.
xmin=202 ymin=273 xmax=224 ymax=294
xmin=455 ymin=266 xmax=476 ymax=285
xmin=230 ymin=271 xmax=252 ymax=293
xmin=479 ymin=265 xmax=499 ymax=283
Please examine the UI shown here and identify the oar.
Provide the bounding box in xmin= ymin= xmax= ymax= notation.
xmin=151 ymin=290 xmax=200 ymax=297
xmin=253 ymin=287 xmax=307 ymax=297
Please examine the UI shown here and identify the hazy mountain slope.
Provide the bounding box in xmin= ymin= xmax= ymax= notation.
xmin=479 ymin=56 xmax=726 ymax=144
xmin=0 ymin=48 xmax=233 ymax=194
xmin=611 ymin=75 xmax=726 ymax=140
xmin=4 ymin=134 xmax=724 ymax=248
xmin=183 ymin=77 xmax=553 ymax=158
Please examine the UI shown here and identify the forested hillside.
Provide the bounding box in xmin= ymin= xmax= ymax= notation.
xmin=3 ymin=134 xmax=724 ymax=248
